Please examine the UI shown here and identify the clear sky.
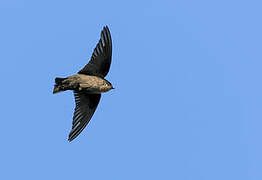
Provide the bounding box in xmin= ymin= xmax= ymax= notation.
xmin=0 ymin=0 xmax=261 ymax=179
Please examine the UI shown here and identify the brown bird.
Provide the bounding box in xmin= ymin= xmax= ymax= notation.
xmin=53 ymin=26 xmax=113 ymax=142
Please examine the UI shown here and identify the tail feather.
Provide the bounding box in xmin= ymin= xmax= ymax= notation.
xmin=55 ymin=77 xmax=66 ymax=84
xmin=53 ymin=77 xmax=67 ymax=94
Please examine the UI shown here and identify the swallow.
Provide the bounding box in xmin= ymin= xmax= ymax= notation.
xmin=53 ymin=26 xmax=113 ymax=142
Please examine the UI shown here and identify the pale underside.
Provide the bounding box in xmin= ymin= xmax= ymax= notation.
xmin=65 ymin=74 xmax=112 ymax=93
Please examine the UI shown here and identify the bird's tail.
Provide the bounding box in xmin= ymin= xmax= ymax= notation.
xmin=53 ymin=77 xmax=67 ymax=94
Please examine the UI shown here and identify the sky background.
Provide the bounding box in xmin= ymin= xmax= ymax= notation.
xmin=0 ymin=0 xmax=261 ymax=179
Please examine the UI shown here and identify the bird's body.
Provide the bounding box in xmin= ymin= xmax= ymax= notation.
xmin=53 ymin=74 xmax=113 ymax=94
xmin=53 ymin=26 xmax=113 ymax=142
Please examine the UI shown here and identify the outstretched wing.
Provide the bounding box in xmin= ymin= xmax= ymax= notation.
xmin=78 ymin=26 xmax=112 ymax=78
xmin=68 ymin=91 xmax=101 ymax=142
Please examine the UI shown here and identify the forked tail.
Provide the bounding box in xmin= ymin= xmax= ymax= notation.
xmin=53 ymin=77 xmax=67 ymax=94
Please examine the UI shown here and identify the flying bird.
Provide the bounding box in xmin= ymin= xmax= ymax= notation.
xmin=53 ymin=26 xmax=113 ymax=142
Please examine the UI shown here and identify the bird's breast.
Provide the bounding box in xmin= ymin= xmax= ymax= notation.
xmin=71 ymin=74 xmax=112 ymax=93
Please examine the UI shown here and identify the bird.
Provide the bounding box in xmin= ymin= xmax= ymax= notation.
xmin=53 ymin=26 xmax=113 ymax=142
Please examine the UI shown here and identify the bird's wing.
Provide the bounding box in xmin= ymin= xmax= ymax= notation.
xmin=68 ymin=91 xmax=101 ymax=141
xmin=78 ymin=26 xmax=112 ymax=78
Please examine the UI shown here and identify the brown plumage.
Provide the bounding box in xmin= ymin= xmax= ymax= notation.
xmin=53 ymin=26 xmax=113 ymax=142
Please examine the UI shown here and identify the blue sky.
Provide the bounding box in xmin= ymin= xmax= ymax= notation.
xmin=0 ymin=0 xmax=261 ymax=179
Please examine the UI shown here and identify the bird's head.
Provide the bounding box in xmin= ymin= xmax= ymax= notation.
xmin=103 ymin=79 xmax=114 ymax=92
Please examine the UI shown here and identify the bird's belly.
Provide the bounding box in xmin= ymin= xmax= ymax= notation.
xmin=77 ymin=75 xmax=111 ymax=93
xmin=79 ymin=83 xmax=108 ymax=93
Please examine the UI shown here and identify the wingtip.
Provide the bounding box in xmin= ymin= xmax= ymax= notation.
xmin=103 ymin=25 xmax=110 ymax=33
xmin=102 ymin=25 xmax=112 ymax=47
xmin=68 ymin=134 xmax=75 ymax=142
xmin=68 ymin=132 xmax=76 ymax=142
